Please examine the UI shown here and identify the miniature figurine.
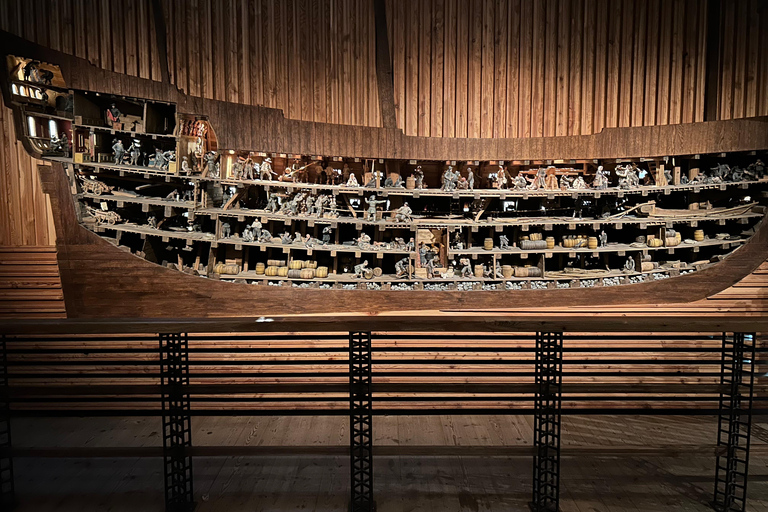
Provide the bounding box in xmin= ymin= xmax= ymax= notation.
xmin=23 ymin=60 xmax=41 ymax=82
xmin=384 ymin=174 xmax=404 ymax=188
xmin=280 ymin=232 xmax=292 ymax=244
xmin=413 ymin=166 xmax=425 ymax=189
xmin=259 ymin=158 xmax=275 ymax=180
xmin=466 ymin=167 xmax=475 ymax=190
xmin=204 ymin=151 xmax=218 ymax=177
xmin=147 ymin=216 xmax=157 ymax=229
xmin=39 ymin=69 xmax=54 ymax=85
xmin=616 ymin=164 xmax=639 ymax=189
xmin=265 ymin=193 xmax=279 ymax=213
xmin=404 ymin=237 xmax=415 ymax=252
xmin=153 ymin=148 xmax=169 ymax=171
xmin=442 ymin=166 xmax=459 ymax=191
xmin=125 ymin=140 xmax=139 ymax=166
xmin=106 ymin=103 xmax=122 ymax=129
xmin=222 ymin=222 xmax=231 ymax=238
xmin=426 ymin=257 xmax=436 ymax=279
xmin=258 ymin=228 xmax=272 ymax=242
xmin=354 ymin=260 xmax=369 ymax=278
xmin=365 ymin=169 xmax=383 ymax=188
xmin=395 ymin=257 xmax=410 ymax=277
xmin=304 ymin=234 xmax=315 ymax=248
xmin=599 ymin=230 xmax=608 ymax=248
xmin=511 ymin=175 xmax=527 ymax=190
xmin=499 ymin=235 xmax=509 ymax=250
xmin=327 ymin=196 xmax=339 ymax=218
xmin=293 ymin=232 xmax=303 ymax=244
xmin=365 ymin=194 xmax=386 ymax=222
xmin=624 ymin=257 xmax=636 ymax=272
xmin=592 ymin=165 xmax=609 ymax=189
xmin=346 ymin=173 xmax=359 ymax=187
xmin=571 ymin=175 xmax=588 ymax=190
xmin=231 ymin=159 xmax=244 ymax=180
xmin=452 ymin=231 xmax=464 ymax=250
xmin=322 ymin=226 xmax=332 ymax=246
xmin=358 ymin=232 xmax=372 ymax=249
xmin=460 ymin=258 xmax=472 ymax=277
xmin=314 ymin=195 xmax=327 ymax=217
xmin=181 ymin=156 xmax=191 ymax=175
xmin=395 ymin=202 xmax=412 ymax=223
xmin=242 ymin=226 xmax=254 ymax=242
xmin=112 ymin=139 xmax=125 ymax=164
xmin=496 ymin=165 xmax=509 ymax=189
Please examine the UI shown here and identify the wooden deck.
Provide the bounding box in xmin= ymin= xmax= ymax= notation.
xmin=8 ymin=414 xmax=768 ymax=511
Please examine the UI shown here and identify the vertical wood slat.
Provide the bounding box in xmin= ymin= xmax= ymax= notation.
xmin=505 ymin=0 xmax=520 ymax=138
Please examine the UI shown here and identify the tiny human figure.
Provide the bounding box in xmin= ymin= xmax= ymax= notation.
xmin=599 ymin=230 xmax=608 ymax=248
xmin=147 ymin=216 xmax=157 ymax=229
xmin=466 ymin=167 xmax=475 ymax=190
xmin=395 ymin=256 xmax=410 ymax=277
xmin=395 ymin=202 xmax=412 ymax=223
xmin=499 ymin=235 xmax=509 ymax=250
xmin=624 ymin=257 xmax=636 ymax=272
xmin=181 ymin=156 xmax=191 ymax=174
xmin=404 ymin=238 xmax=415 ymax=252
xmin=365 ymin=194 xmax=386 ymax=222
xmin=128 ymin=140 xmax=141 ymax=166
xmin=258 ymin=228 xmax=272 ymax=242
xmin=346 ymin=173 xmax=359 ymax=187
xmin=496 ymin=165 xmax=508 ymax=189
xmin=413 ymin=166 xmax=424 ymax=189
xmin=259 ymin=158 xmax=275 ymax=180
xmin=354 ymin=260 xmax=369 ymax=278
xmin=426 ymin=257 xmax=436 ymax=279
xmin=112 ymin=139 xmax=125 ymax=164
xmin=460 ymin=258 xmax=472 ymax=277
xmin=322 ymin=226 xmax=332 ymax=246
xmin=107 ymin=103 xmax=122 ymax=128
xmin=280 ymin=232 xmax=292 ymax=244
xmin=222 ymin=222 xmax=231 ymax=238
xmin=242 ymin=226 xmax=254 ymax=242
xmin=357 ymin=232 xmax=372 ymax=249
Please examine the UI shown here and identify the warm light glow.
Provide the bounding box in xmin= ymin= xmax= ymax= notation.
xmin=48 ymin=120 xmax=57 ymax=137
xmin=27 ymin=116 xmax=36 ymax=137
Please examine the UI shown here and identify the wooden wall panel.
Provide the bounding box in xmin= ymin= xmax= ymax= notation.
xmin=718 ymin=0 xmax=768 ymax=120
xmin=385 ymin=0 xmax=765 ymax=137
xmin=0 ymin=105 xmax=55 ymax=246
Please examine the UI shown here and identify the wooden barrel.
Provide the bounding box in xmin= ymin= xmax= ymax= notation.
xmin=520 ymin=240 xmax=547 ymax=250
xmin=665 ymin=233 xmax=681 ymax=247
xmin=287 ymin=269 xmax=302 ymax=278
xmin=300 ymin=268 xmax=315 ymax=279
xmin=529 ymin=233 xmax=543 ymax=241
xmin=514 ymin=266 xmax=528 ymax=278
xmin=364 ymin=268 xmax=375 ymax=279
xmin=316 ymin=266 xmax=329 ymax=278
xmin=289 ymin=260 xmax=304 ymax=270
xmin=265 ymin=266 xmax=279 ymax=276
xmin=213 ymin=262 xmax=224 ymax=274
xmin=254 ymin=262 xmax=266 ymax=275
xmin=267 ymin=259 xmax=286 ymax=267
xmin=562 ymin=238 xmax=575 ymax=248
xmin=305 ymin=261 xmax=318 ymax=269
xmin=694 ymin=229 xmax=704 ymax=241
xmin=647 ymin=238 xmax=663 ymax=248
xmin=545 ymin=237 xmax=555 ymax=249
xmin=406 ymin=176 xmax=416 ymax=190
xmin=483 ymin=238 xmax=494 ymax=250
xmin=641 ymin=261 xmax=657 ymax=272
xmin=474 ymin=265 xmax=485 ymax=278
xmin=527 ymin=266 xmax=542 ymax=277
xmin=501 ymin=265 xmax=514 ymax=278
xmin=277 ymin=267 xmax=289 ymax=277
xmin=588 ymin=236 xmax=598 ymax=250
xmin=373 ymin=267 xmax=383 ymax=277
xmin=223 ymin=264 xmax=240 ymax=275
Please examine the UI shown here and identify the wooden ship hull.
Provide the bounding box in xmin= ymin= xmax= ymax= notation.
xmin=3 ymin=32 xmax=768 ymax=318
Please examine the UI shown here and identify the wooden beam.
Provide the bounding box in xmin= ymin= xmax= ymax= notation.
xmin=704 ymin=0 xmax=721 ymax=120
xmin=150 ymin=0 xmax=170 ymax=84
xmin=373 ymin=0 xmax=397 ymax=129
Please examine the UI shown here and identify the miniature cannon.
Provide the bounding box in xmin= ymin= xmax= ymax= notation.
xmin=85 ymin=205 xmax=121 ymax=225
xmin=81 ymin=177 xmax=110 ymax=196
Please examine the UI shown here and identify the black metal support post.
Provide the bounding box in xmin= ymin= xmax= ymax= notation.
xmin=0 ymin=336 xmax=15 ymax=510
xmin=713 ymin=332 xmax=756 ymax=512
xmin=160 ymin=333 xmax=195 ymax=512
xmin=349 ymin=331 xmax=374 ymax=512
xmin=531 ymin=332 xmax=563 ymax=512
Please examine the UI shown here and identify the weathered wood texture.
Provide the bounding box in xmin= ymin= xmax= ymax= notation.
xmin=717 ymin=0 xmax=768 ymax=121
xmin=385 ymin=0 xmax=768 ymax=137
xmin=0 ymin=104 xmax=55 ymax=246
xmin=0 ymin=246 xmax=65 ymax=319
xmin=1 ymin=1 xmax=766 ymax=134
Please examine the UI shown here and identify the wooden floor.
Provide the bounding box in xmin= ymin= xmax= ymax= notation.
xmin=9 ymin=414 xmax=768 ymax=511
